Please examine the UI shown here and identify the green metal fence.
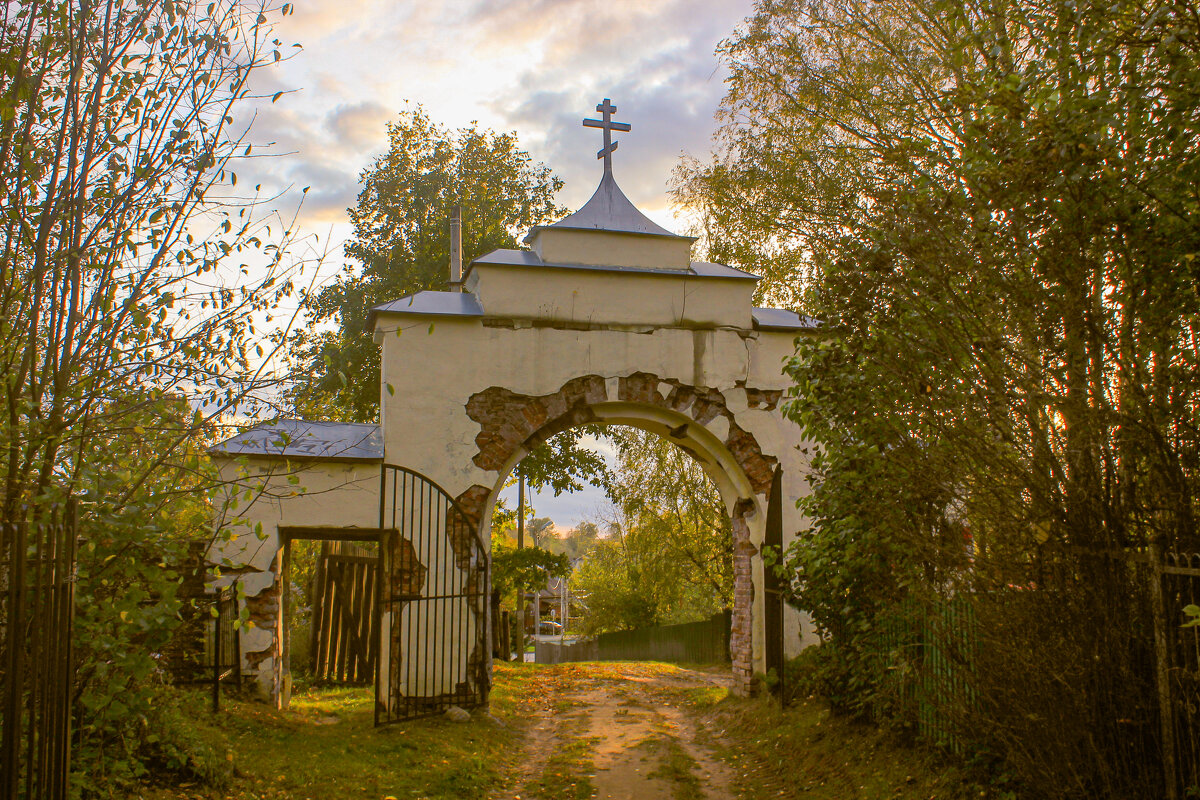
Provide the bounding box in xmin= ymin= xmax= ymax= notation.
xmin=875 ymin=595 xmax=977 ymax=753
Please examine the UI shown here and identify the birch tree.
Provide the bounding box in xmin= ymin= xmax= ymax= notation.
xmin=0 ymin=0 xmax=309 ymax=785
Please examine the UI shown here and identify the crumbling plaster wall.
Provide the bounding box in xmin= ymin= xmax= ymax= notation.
xmin=209 ymin=459 xmax=380 ymax=697
xmin=375 ymin=315 xmax=818 ymax=693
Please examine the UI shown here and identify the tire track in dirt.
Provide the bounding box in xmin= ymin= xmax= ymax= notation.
xmin=494 ymin=663 xmax=735 ymax=800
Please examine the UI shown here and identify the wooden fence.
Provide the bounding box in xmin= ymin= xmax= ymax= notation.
xmin=535 ymin=636 xmax=598 ymax=664
xmin=597 ymin=611 xmax=731 ymax=663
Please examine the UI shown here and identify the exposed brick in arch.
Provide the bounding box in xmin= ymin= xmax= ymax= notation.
xmin=456 ymin=372 xmax=780 ymax=696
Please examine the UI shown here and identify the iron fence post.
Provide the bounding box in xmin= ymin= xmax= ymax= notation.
xmin=213 ymin=590 xmax=222 ymax=713
xmin=1150 ymin=540 xmax=1179 ymax=800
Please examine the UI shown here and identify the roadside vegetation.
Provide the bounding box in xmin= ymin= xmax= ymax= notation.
xmin=675 ymin=0 xmax=1200 ymax=796
xmin=0 ymin=0 xmax=313 ymax=792
xmin=133 ymin=661 xmax=994 ymax=800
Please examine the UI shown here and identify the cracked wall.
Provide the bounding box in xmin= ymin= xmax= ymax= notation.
xmin=208 ymin=460 xmax=381 ymax=700
xmin=374 ymin=317 xmax=819 ymax=694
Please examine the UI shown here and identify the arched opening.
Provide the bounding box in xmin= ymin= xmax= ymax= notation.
xmin=478 ymin=401 xmax=764 ymax=694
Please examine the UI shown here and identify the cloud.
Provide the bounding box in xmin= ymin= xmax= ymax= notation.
xmin=326 ymin=102 xmax=393 ymax=152
xmin=272 ymin=0 xmax=386 ymax=43
xmin=488 ymin=0 xmax=747 ymax=217
xmin=285 ymin=162 xmax=361 ymax=223
xmin=224 ymin=101 xmax=381 ymax=228
xmin=238 ymin=0 xmax=755 ymax=249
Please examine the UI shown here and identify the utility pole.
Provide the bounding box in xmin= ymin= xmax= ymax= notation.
xmin=517 ymin=470 xmax=525 ymax=549
xmin=516 ymin=469 xmax=525 ymax=661
xmin=534 ymin=566 xmax=541 ymax=642
xmin=560 ymin=570 xmax=568 ymax=644
xmin=449 ymin=204 xmax=462 ymax=292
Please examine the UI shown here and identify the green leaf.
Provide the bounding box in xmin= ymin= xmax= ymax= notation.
xmin=1184 ymin=605 xmax=1200 ymax=628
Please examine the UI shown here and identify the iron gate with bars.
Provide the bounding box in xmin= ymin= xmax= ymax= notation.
xmin=377 ymin=465 xmax=490 ymax=724
xmin=1 ymin=505 xmax=77 ymax=800
xmin=763 ymin=466 xmax=787 ymax=704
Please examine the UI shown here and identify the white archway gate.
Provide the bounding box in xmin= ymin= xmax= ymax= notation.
xmin=367 ymin=166 xmax=819 ymax=698
xmin=210 ymin=154 xmax=818 ymax=712
xmin=451 ymin=378 xmax=795 ymax=696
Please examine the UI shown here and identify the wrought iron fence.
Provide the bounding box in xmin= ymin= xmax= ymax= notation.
xmin=0 ymin=506 xmax=78 ymax=800
xmin=875 ymin=595 xmax=977 ymax=754
xmin=165 ymin=584 xmax=241 ymax=712
xmin=872 ymin=546 xmax=1200 ymax=798
xmin=1158 ymin=548 xmax=1200 ymax=797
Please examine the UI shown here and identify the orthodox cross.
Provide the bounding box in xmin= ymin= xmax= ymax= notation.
xmin=583 ymin=98 xmax=630 ymax=174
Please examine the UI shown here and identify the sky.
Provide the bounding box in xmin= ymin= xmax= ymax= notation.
xmin=243 ymin=0 xmax=755 ymax=249
xmin=240 ymin=0 xmax=758 ymax=528
xmin=498 ymin=432 xmax=620 ymax=533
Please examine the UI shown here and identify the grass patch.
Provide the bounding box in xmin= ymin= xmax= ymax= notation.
xmin=133 ymin=663 xmax=547 ymax=800
xmin=684 ymin=684 xmax=729 ymax=707
xmin=638 ymin=735 xmax=704 ymax=800
xmin=703 ymin=694 xmax=994 ymax=800
xmin=526 ymin=729 xmax=600 ymax=800
xmin=650 ymin=681 xmax=729 ymax=709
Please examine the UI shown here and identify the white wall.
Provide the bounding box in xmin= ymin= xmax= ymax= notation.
xmin=374 ymin=306 xmax=820 ymax=678
xmin=209 ymin=458 xmax=381 ymax=697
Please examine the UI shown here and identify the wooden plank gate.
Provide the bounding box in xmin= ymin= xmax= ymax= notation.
xmin=310 ymin=544 xmax=378 ymax=684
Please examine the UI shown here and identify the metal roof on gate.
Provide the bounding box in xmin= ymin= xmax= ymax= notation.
xmin=751 ymin=307 xmax=821 ymax=331
xmin=524 ymin=171 xmax=689 ymax=240
xmin=208 ymin=419 xmax=383 ymax=461
xmin=369 ymin=291 xmax=485 ymax=318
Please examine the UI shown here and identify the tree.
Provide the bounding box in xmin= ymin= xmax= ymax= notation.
xmin=516 ymin=426 xmax=609 ymax=497
xmin=678 ymin=0 xmax=1200 ymax=794
xmin=544 ymin=521 xmax=600 ymax=561
xmin=605 ymin=428 xmax=733 ymax=607
xmin=490 ymin=541 xmax=570 ymax=600
xmin=0 ymin=0 xmax=305 ymax=787
xmin=572 ymin=529 xmax=662 ymax=634
xmin=573 ymin=429 xmax=732 ymax=634
xmin=287 ymin=108 xmax=564 ymax=421
xmin=286 ymin=108 xmax=609 ymax=493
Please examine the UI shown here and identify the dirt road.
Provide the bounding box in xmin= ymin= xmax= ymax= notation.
xmin=496 ymin=662 xmax=737 ymax=800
